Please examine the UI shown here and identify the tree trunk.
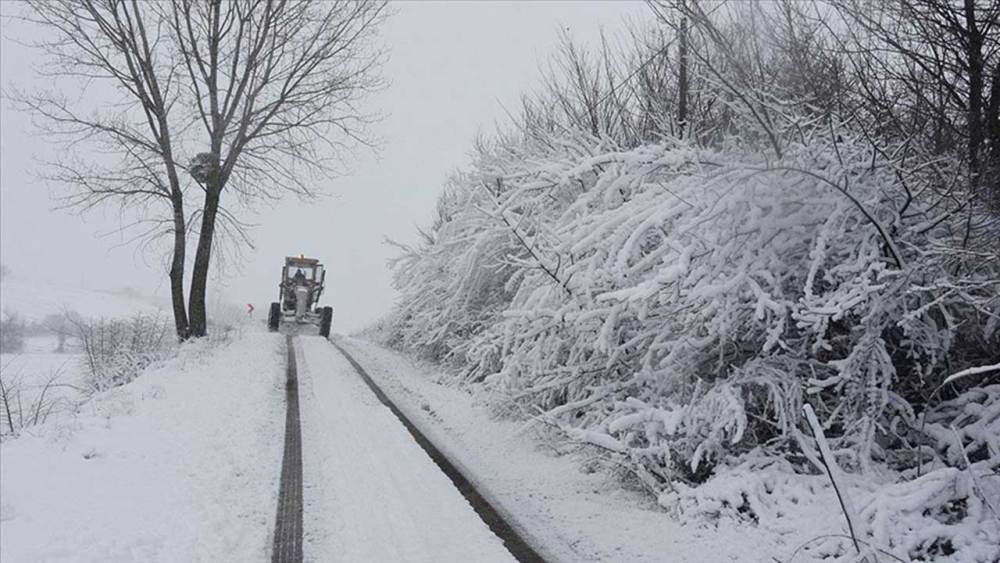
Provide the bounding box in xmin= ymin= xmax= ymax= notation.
xmin=964 ymin=0 xmax=985 ymax=192
xmin=677 ymin=0 xmax=689 ymax=139
xmin=169 ymin=197 xmax=189 ymax=341
xmin=188 ymin=187 xmax=221 ymax=338
xmin=986 ymin=63 xmax=1000 ymax=210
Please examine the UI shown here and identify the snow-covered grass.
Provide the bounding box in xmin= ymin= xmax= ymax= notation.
xmin=0 ymin=328 xmax=285 ymax=562
xmin=0 ymin=343 xmax=80 ymax=437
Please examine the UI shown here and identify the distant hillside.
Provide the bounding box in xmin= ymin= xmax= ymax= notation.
xmin=0 ymin=275 xmax=163 ymax=322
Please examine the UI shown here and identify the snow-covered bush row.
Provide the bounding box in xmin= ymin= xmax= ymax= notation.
xmin=385 ymin=125 xmax=999 ymax=559
xmin=381 ymin=1 xmax=1000 ymax=557
xmin=71 ymin=312 xmax=173 ymax=394
xmin=393 ymin=127 xmax=998 ymax=474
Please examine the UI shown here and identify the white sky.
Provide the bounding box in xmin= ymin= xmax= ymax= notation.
xmin=1 ymin=1 xmax=650 ymax=332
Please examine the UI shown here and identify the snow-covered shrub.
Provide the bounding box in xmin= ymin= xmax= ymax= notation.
xmin=72 ymin=313 xmax=172 ymax=393
xmin=920 ymin=385 xmax=1000 ymax=471
xmin=389 ymin=174 xmax=521 ymax=372
xmin=382 ymin=5 xmax=1000 ymax=557
xmin=206 ymin=300 xmax=250 ymax=345
xmin=41 ymin=312 xmax=74 ymax=353
xmin=857 ymin=463 xmax=999 ymax=563
xmin=658 ymin=454 xmax=999 ymax=563
xmin=355 ymin=310 xmax=405 ymax=347
xmin=658 ymin=457 xmax=818 ymax=526
xmin=387 ymin=123 xmax=1000 ymax=487
xmin=0 ymin=311 xmax=26 ymax=354
xmin=0 ymin=362 xmax=68 ymax=439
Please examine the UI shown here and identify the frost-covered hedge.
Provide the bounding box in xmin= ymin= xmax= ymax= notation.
xmin=387 ymin=128 xmax=999 ymax=487
xmin=381 ymin=0 xmax=1000 ymax=556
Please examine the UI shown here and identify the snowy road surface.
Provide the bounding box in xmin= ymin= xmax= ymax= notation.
xmin=295 ymin=335 xmax=518 ymax=563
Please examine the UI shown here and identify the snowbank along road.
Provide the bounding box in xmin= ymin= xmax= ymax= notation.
xmin=0 ymin=333 xmax=286 ymax=563
xmin=289 ymin=334 xmax=544 ymax=563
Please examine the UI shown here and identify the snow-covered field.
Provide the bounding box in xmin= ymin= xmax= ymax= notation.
xmin=0 ymin=276 xmax=163 ymax=323
xmin=0 ymin=331 xmax=285 ymax=563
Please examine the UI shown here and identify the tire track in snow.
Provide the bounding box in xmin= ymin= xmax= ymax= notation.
xmin=328 ymin=338 xmax=548 ymax=563
xmin=273 ymin=334 xmax=303 ymax=563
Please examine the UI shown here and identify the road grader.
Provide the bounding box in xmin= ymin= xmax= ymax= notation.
xmin=268 ymin=255 xmax=333 ymax=337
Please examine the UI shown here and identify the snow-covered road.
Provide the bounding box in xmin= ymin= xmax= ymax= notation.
xmin=294 ymin=335 xmax=517 ymax=563
xmin=0 ymin=329 xmax=527 ymax=563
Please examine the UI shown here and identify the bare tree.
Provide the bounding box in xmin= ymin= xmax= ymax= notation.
xmin=517 ymin=29 xmax=673 ymax=148
xmin=169 ymin=0 xmax=387 ymax=337
xmin=16 ymin=0 xmax=387 ymax=339
xmin=676 ymin=0 xmax=690 ymax=138
xmin=829 ymin=0 xmax=1000 ymax=207
xmin=14 ymin=0 xmax=192 ymax=340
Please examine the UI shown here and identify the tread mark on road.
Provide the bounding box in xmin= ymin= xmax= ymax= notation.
xmin=273 ymin=335 xmax=303 ymax=563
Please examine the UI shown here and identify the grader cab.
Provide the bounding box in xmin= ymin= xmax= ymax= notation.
xmin=268 ymin=255 xmax=333 ymax=337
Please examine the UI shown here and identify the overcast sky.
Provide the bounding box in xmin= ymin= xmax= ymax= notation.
xmin=0 ymin=1 xmax=650 ymax=333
